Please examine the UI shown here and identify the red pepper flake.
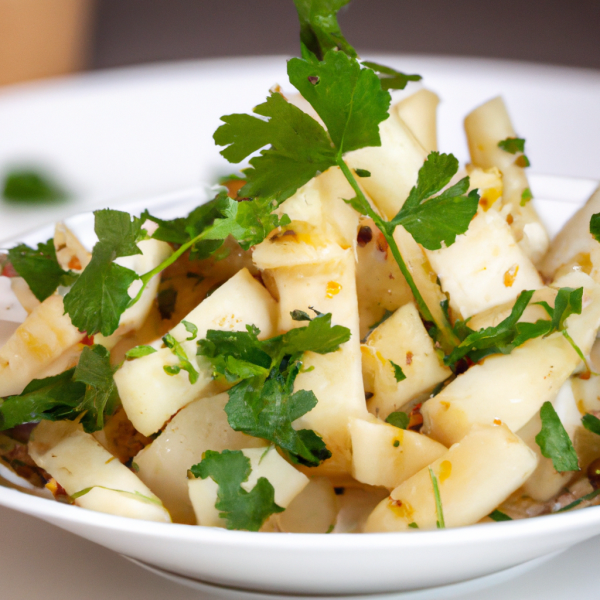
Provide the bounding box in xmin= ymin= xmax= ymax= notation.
xmin=68 ymin=256 xmax=82 ymax=270
xmin=406 ymin=351 xmax=413 ymax=365
xmin=376 ymin=233 xmax=388 ymax=255
xmin=407 ymin=403 xmax=423 ymax=432
xmin=81 ymin=334 xmax=95 ymax=346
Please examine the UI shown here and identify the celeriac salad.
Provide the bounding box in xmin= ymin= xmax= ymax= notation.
xmin=1 ymin=0 xmax=600 ymax=533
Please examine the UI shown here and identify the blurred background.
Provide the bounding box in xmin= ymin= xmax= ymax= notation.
xmin=1 ymin=0 xmax=599 ymax=87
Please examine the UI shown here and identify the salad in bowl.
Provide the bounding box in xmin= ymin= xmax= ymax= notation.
xmin=1 ymin=0 xmax=600 ymax=594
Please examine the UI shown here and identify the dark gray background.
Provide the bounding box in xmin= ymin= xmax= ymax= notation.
xmin=90 ymin=0 xmax=600 ymax=71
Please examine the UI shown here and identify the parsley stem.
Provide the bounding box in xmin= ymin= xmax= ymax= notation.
xmin=562 ymin=330 xmax=598 ymax=377
xmin=336 ymin=158 xmax=455 ymax=351
xmin=428 ymin=467 xmax=445 ymax=529
xmin=128 ymin=230 xmax=208 ymax=308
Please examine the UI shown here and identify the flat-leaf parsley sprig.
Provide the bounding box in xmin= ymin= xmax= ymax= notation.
xmin=214 ymin=47 xmax=478 ymax=353
xmin=198 ymin=311 xmax=351 ymax=467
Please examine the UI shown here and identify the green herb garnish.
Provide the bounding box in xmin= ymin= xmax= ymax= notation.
xmin=385 ymin=411 xmax=409 ymax=430
xmin=2 ymin=168 xmax=68 ymax=203
xmin=7 ymin=239 xmax=78 ymax=301
xmin=429 ymin=467 xmax=445 ymax=529
xmin=198 ymin=313 xmax=350 ymax=466
xmin=0 ymin=345 xmax=119 ymax=433
xmin=535 ymin=401 xmax=579 ymax=472
xmin=190 ymin=449 xmax=284 ymax=531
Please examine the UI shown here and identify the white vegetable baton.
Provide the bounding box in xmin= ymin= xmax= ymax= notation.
xmin=364 ymin=424 xmax=537 ymax=532
xmin=29 ymin=420 xmax=170 ymax=522
xmin=114 ymin=268 xmax=278 ymax=436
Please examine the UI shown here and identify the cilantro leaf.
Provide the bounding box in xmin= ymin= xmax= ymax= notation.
xmin=0 ymin=345 xmax=118 ymax=433
xmin=7 ymin=239 xmax=77 ymax=301
xmin=385 ymin=411 xmax=409 ymax=429
xmin=535 ymin=401 xmax=580 ymax=472
xmin=73 ymin=345 xmax=120 ymax=433
xmin=63 ymin=209 xmax=146 ymax=336
xmin=198 ymin=313 xmax=350 ymax=466
xmin=582 ymin=413 xmax=600 ymax=436
xmin=388 ymin=153 xmax=479 ymax=250
xmin=590 ymin=213 xmax=600 ymax=243
xmin=288 ymin=50 xmax=391 ymax=155
xmin=190 ymin=449 xmax=284 ymax=531
xmin=214 ymin=92 xmax=337 ymax=205
xmin=292 ymin=0 xmax=356 ymax=61
xmin=389 ymin=360 xmax=406 ymax=382
xmin=361 ymin=61 xmax=422 ymax=91
xmin=2 ymin=169 xmax=68 ymax=203
xmin=162 ymin=333 xmax=199 ymax=384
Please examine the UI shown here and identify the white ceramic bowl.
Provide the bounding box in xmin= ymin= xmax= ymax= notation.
xmin=1 ymin=178 xmax=599 ymax=596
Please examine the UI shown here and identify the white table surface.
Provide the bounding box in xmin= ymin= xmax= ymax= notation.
xmin=1 ymin=57 xmax=600 ymax=598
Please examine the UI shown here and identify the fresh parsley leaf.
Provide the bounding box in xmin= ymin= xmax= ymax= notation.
xmin=429 ymin=467 xmax=445 ymax=528
xmin=0 ymin=345 xmax=118 ymax=433
xmin=198 ymin=313 xmax=350 ymax=466
xmin=200 ymin=194 xmax=290 ymax=251
xmin=582 ymin=413 xmax=600 ymax=436
xmin=63 ymin=209 xmax=147 ymax=336
xmin=389 ymin=360 xmax=406 ymax=382
xmin=498 ymin=137 xmax=530 ymax=167
xmin=214 ymin=92 xmax=337 ymax=205
xmin=288 ymin=50 xmax=390 ymax=155
xmin=125 ymin=345 xmax=157 ymax=359
xmin=361 ymin=61 xmax=422 ymax=91
xmin=2 ymin=169 xmax=68 ymax=203
xmin=162 ymin=333 xmax=199 ymax=384
xmin=290 ymin=310 xmax=313 ymax=322
xmin=72 ymin=345 xmax=120 ymax=433
xmin=292 ymin=0 xmax=356 ymax=61
xmin=182 ymin=320 xmax=198 ymax=341
xmin=536 ymin=287 xmax=583 ymax=333
xmin=385 ymin=411 xmax=409 ymax=429
xmin=0 ymin=369 xmax=84 ymax=431
xmin=190 ymin=449 xmax=284 ymax=531
xmin=408 ymin=522 xmax=419 ymax=529
xmin=388 ymin=153 xmax=479 ymax=250
xmin=590 ymin=213 xmax=600 ymax=243
xmin=498 ymin=137 xmax=526 ymax=154
xmin=144 ymin=193 xmax=232 ymax=259
xmin=488 ymin=509 xmax=512 ymax=522
xmin=535 ymin=401 xmax=580 ymax=472
xmin=444 ymin=290 xmax=538 ymax=366
xmin=7 ymin=239 xmax=78 ymax=301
